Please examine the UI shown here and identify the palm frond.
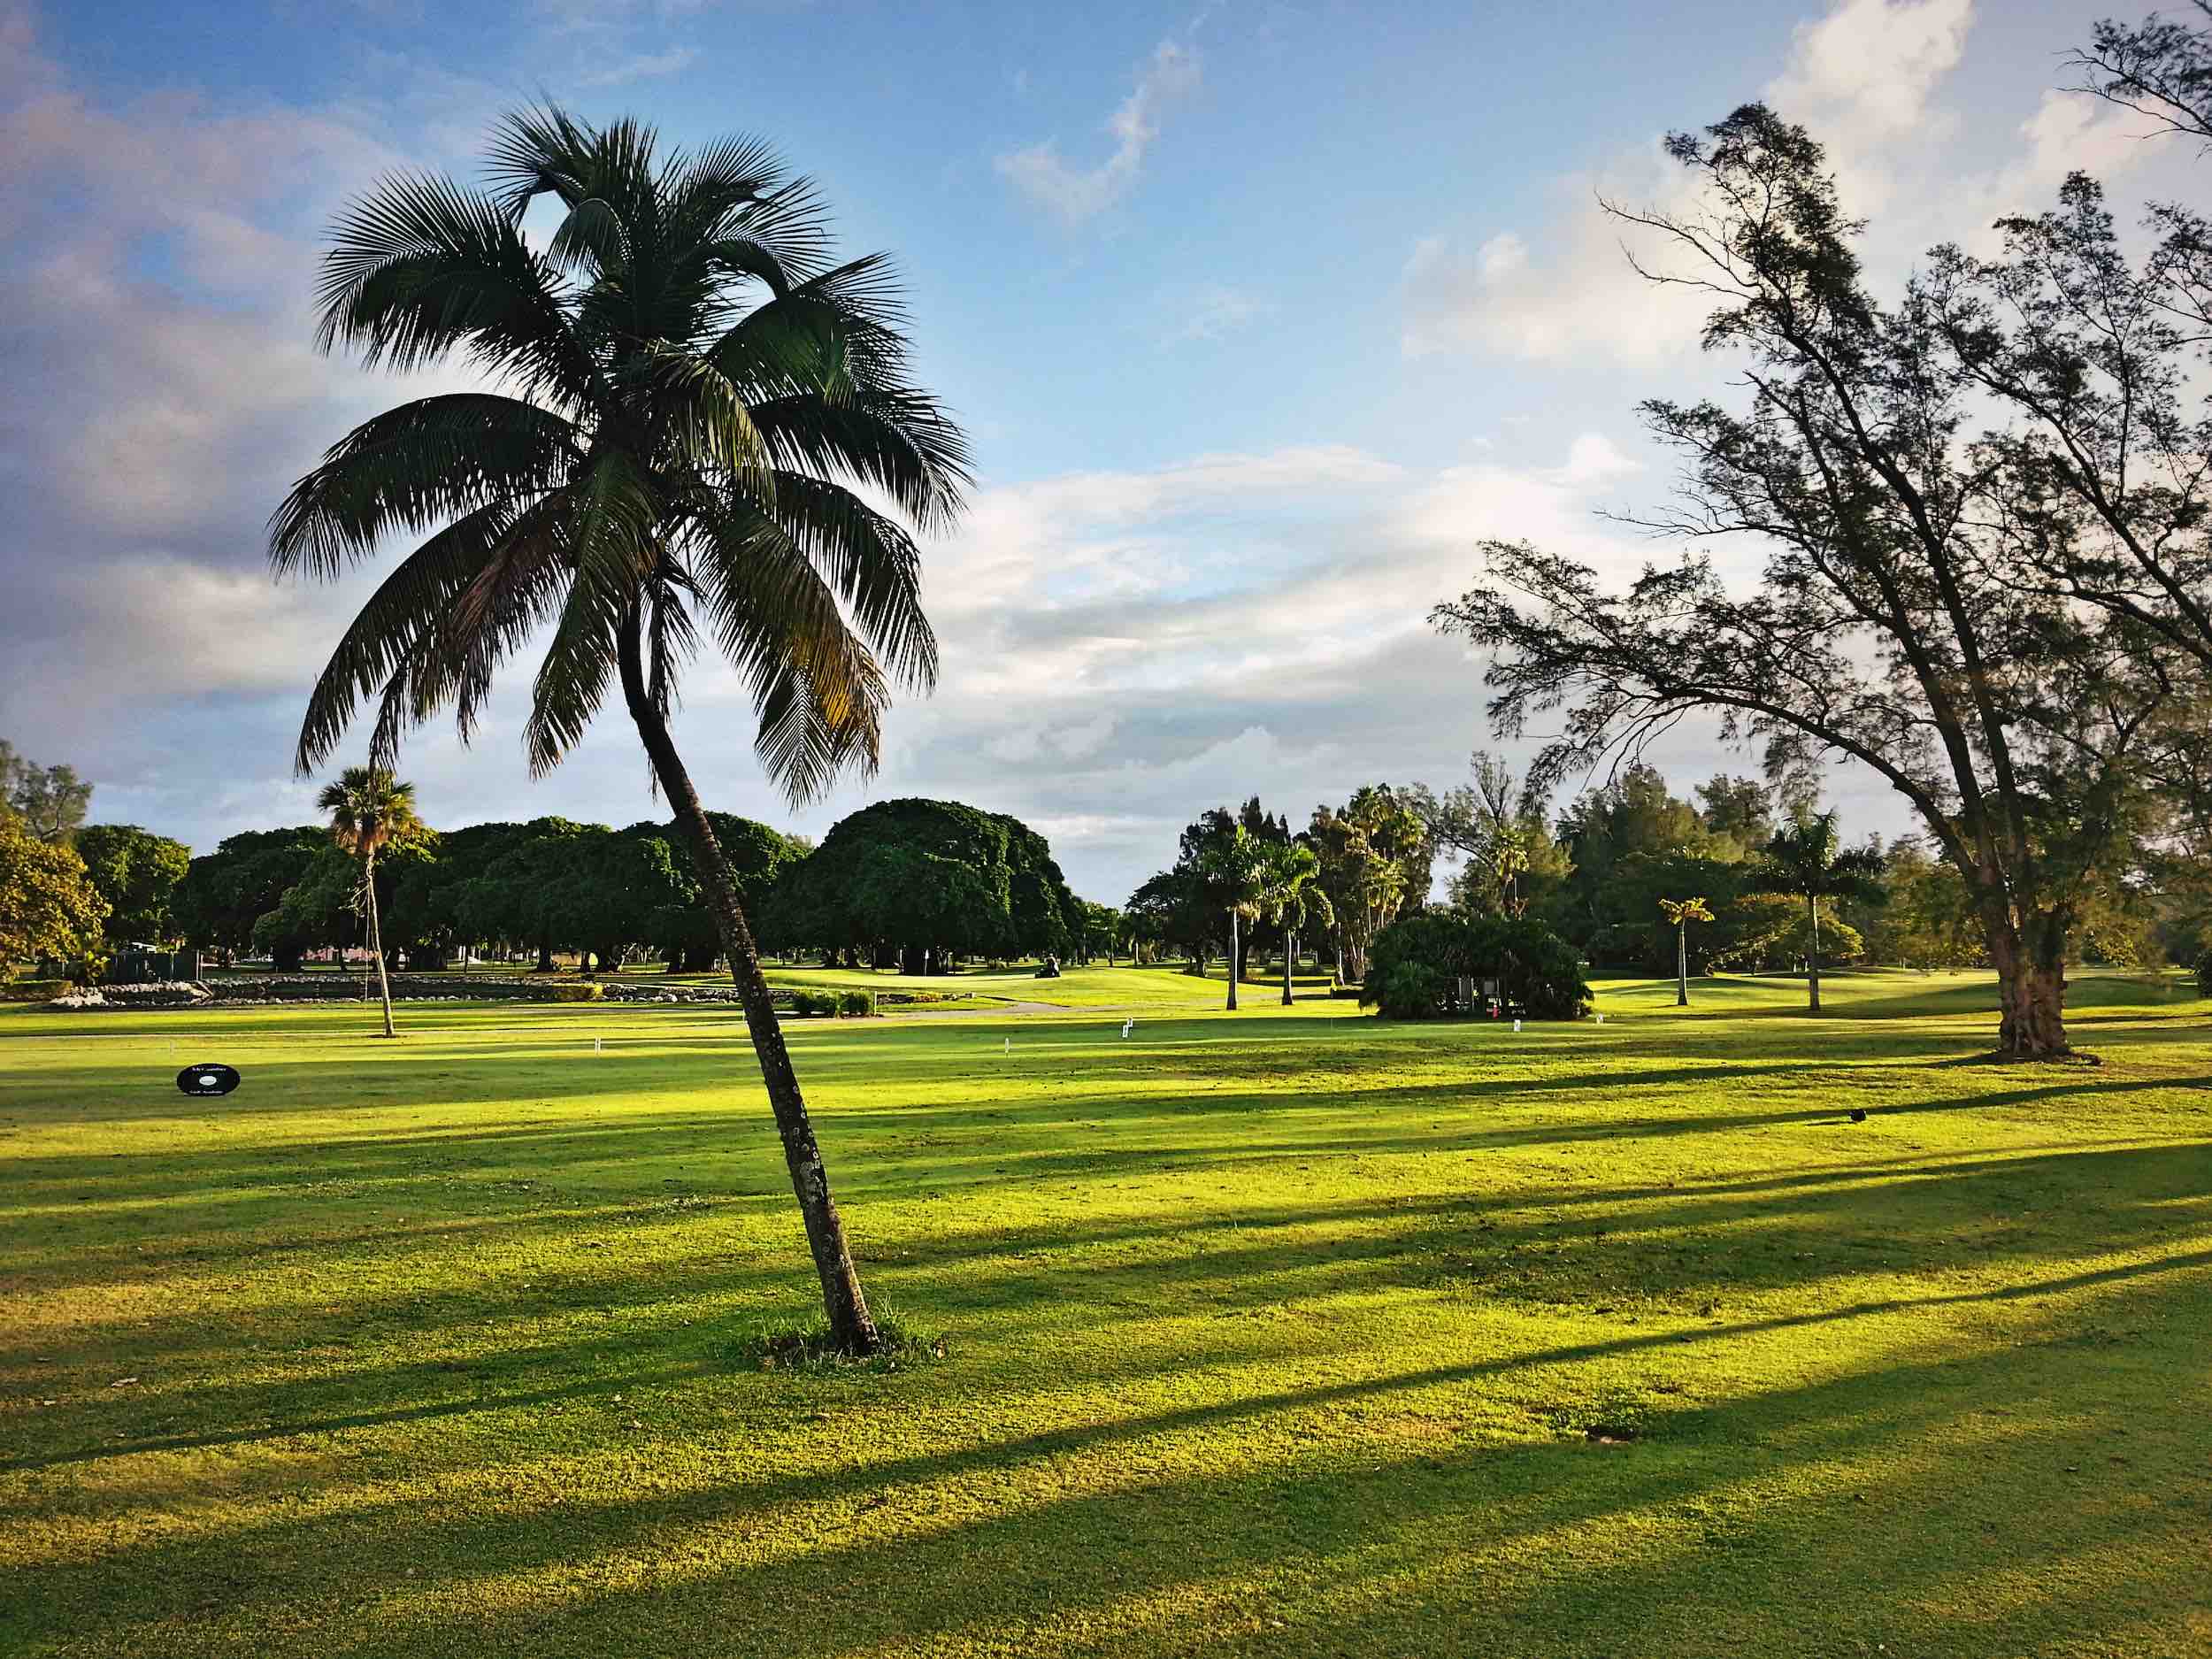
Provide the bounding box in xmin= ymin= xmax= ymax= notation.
xmin=270 ymin=393 xmax=579 ymax=580
xmin=317 ymin=172 xmax=602 ymax=411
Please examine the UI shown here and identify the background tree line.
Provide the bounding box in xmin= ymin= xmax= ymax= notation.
xmin=0 ymin=753 xmax=1098 ymax=983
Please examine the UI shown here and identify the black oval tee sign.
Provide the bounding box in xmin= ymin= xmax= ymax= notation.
xmin=176 ymin=1063 xmax=240 ymax=1097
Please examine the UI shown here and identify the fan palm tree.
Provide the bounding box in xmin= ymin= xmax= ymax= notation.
xmin=269 ymin=108 xmax=970 ymax=1355
xmin=1200 ymin=826 xmax=1272 ymax=1011
xmin=317 ymin=766 xmax=420 ymax=1039
xmin=1749 ymin=812 xmax=1885 ymax=1012
xmin=1258 ymin=840 xmax=1331 ymax=1006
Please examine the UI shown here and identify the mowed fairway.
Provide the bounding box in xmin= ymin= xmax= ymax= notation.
xmin=3 ymin=968 xmax=2210 ymax=1658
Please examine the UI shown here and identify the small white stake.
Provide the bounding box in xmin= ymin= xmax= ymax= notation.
xmin=1595 ymin=1012 xmax=1605 ymax=1025
xmin=594 ymin=1036 xmax=603 ymax=1054
xmin=1121 ymin=1018 xmax=1133 ymax=1039
xmin=1512 ymin=1018 xmax=1522 ymax=1033
xmin=1003 ymin=1037 xmax=1010 ymax=1054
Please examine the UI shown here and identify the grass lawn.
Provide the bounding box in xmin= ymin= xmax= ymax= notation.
xmin=3 ymin=968 xmax=2209 ymax=1656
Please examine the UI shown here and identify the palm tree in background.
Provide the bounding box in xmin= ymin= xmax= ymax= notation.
xmin=1202 ymin=826 xmax=1271 ymax=1012
xmin=270 ymin=108 xmax=971 ymax=1355
xmin=1258 ymin=840 xmax=1331 ymax=1007
xmin=1658 ymin=895 xmax=1715 ymax=1007
xmin=1750 ymin=812 xmax=1885 ymax=1012
xmin=317 ymin=766 xmax=420 ymax=1039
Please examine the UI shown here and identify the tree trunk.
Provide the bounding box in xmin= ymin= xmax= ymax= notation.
xmin=618 ymin=617 xmax=880 ymax=1356
xmin=1282 ymin=928 xmax=1295 ymax=1006
xmin=1225 ymin=910 xmax=1240 ymax=1011
xmin=1806 ymin=891 xmax=1822 ymax=1014
xmin=365 ymin=847 xmax=395 ymax=1038
xmin=1676 ymin=923 xmax=1689 ymax=1007
xmin=1985 ymin=918 xmax=2071 ymax=1057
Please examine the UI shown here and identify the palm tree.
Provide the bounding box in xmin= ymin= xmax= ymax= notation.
xmin=269 ymin=108 xmax=970 ymax=1356
xmin=316 ymin=766 xmax=420 ymax=1039
xmin=1657 ymin=895 xmax=1715 ymax=1007
xmin=1201 ymin=826 xmax=1271 ymax=1011
xmin=1257 ymin=840 xmax=1331 ymax=1007
xmin=1750 ymin=812 xmax=1885 ymax=1012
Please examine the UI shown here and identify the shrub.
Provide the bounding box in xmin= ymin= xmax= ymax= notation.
xmin=788 ymin=988 xmax=832 ymax=1017
xmin=1363 ymin=911 xmax=1593 ymax=1020
xmin=2196 ymin=948 xmax=2212 ymax=996
xmin=0 ymin=979 xmax=69 ymax=1003
xmin=837 ymin=989 xmax=875 ymax=1018
xmin=539 ymin=980 xmax=605 ymax=1002
xmin=1368 ymin=959 xmax=1448 ymax=1020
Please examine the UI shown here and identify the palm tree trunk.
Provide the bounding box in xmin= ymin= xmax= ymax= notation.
xmin=1676 ymin=923 xmax=1690 ymax=1007
xmin=1225 ymin=910 xmax=1240 ymax=1011
xmin=617 ymin=618 xmax=879 ymax=1355
xmin=1806 ymin=891 xmax=1822 ymax=1014
xmin=1282 ymin=928 xmax=1295 ymax=1006
xmin=365 ymin=846 xmax=395 ymax=1038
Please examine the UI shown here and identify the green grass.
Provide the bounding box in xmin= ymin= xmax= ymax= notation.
xmin=3 ymin=967 xmax=2208 ymax=1656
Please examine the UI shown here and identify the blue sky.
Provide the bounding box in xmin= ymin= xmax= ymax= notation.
xmin=0 ymin=0 xmax=2189 ymax=899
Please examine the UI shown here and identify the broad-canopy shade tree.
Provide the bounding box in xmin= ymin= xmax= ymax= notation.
xmin=0 ymin=817 xmax=107 ymax=976
xmin=770 ymin=798 xmax=1079 ymax=972
xmin=1748 ymin=812 xmax=1885 ymax=1012
xmin=73 ymin=825 xmax=191 ymax=948
xmin=271 ymin=108 xmax=970 ymax=1354
xmin=173 ymin=827 xmax=331 ymax=967
xmin=1434 ymin=106 xmax=2162 ymax=1057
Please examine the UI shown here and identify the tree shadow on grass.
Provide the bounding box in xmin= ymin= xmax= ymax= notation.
xmin=10 ymin=1251 xmax=2210 ymax=1658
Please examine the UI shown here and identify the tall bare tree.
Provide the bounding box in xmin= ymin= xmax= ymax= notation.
xmin=1433 ymin=106 xmax=2160 ymax=1057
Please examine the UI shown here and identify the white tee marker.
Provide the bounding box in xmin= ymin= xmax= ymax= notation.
xmin=1121 ymin=1018 xmax=1133 ymax=1039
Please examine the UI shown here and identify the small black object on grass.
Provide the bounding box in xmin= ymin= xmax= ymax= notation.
xmin=1847 ymin=1108 xmax=1868 ymax=1124
xmin=176 ymin=1063 xmax=240 ymax=1097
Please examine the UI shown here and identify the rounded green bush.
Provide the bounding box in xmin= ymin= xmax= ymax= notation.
xmin=1363 ymin=911 xmax=1593 ymax=1019
xmin=838 ymin=989 xmax=875 ymax=1018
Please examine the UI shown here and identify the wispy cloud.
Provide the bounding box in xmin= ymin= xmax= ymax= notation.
xmin=573 ymin=45 xmax=697 ymax=87
xmin=1164 ymin=284 xmax=1271 ymax=343
xmin=997 ymin=38 xmax=1200 ymax=225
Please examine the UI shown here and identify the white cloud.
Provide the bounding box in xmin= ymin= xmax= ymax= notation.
xmin=1399 ymin=0 xmax=2169 ymax=368
xmin=997 ymin=39 xmax=1200 ymax=224
xmin=738 ymin=431 xmax=1655 ymax=895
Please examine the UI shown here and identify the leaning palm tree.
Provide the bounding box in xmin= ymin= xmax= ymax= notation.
xmin=317 ymin=766 xmax=420 ymax=1039
xmin=270 ymin=108 xmax=970 ymax=1355
xmin=1749 ymin=812 xmax=1886 ymax=1012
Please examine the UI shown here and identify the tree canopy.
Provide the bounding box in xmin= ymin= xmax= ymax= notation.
xmin=73 ymin=825 xmax=191 ymax=947
xmin=0 ymin=818 xmax=107 ymax=975
xmin=1432 ymin=104 xmax=2167 ymax=1056
xmin=771 ymin=798 xmax=1081 ymax=971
